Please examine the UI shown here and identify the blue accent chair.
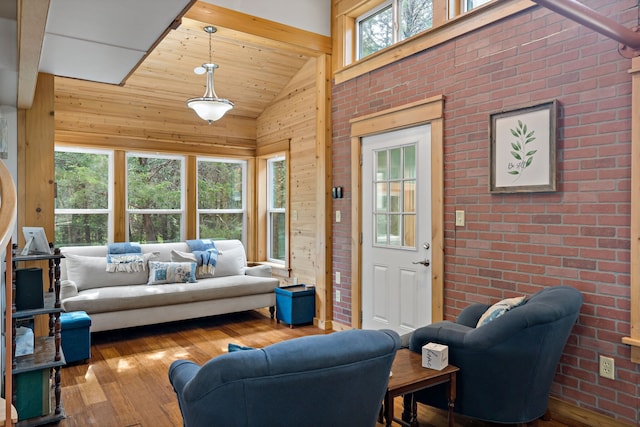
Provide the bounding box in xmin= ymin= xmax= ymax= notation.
xmin=169 ymin=329 xmax=400 ymax=427
xmin=408 ymin=286 xmax=582 ymax=425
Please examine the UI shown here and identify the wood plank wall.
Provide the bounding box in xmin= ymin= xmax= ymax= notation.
xmin=256 ymin=56 xmax=333 ymax=329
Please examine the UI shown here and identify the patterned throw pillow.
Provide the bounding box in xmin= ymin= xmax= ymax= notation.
xmin=476 ymin=296 xmax=526 ymax=328
xmin=147 ymin=261 xmax=197 ymax=285
xmin=170 ymin=249 xmax=214 ymax=279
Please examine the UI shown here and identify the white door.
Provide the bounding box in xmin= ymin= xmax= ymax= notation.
xmin=361 ymin=125 xmax=432 ymax=335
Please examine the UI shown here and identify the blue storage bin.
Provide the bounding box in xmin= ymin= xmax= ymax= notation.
xmin=275 ymin=285 xmax=315 ymax=327
xmin=61 ymin=311 xmax=91 ymax=364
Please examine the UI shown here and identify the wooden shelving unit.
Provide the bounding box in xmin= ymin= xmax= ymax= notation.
xmin=11 ymin=247 xmax=65 ymax=426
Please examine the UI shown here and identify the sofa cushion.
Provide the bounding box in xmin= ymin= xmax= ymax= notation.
xmin=61 ymin=275 xmax=278 ymax=314
xmin=476 ymin=296 xmax=526 ymax=327
xmin=215 ymin=245 xmax=246 ymax=277
xmin=64 ymin=252 xmax=158 ymax=291
xmin=171 ymin=250 xmax=215 ymax=279
xmin=148 ymin=261 xmax=197 ymax=285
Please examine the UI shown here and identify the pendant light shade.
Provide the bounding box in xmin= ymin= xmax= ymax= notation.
xmin=187 ymin=26 xmax=234 ymax=124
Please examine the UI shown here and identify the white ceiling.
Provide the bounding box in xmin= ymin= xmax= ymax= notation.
xmin=39 ymin=0 xmax=194 ymax=85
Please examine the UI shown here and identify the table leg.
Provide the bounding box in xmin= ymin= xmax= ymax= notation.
xmin=384 ymin=392 xmax=393 ymax=426
xmin=447 ymin=372 xmax=457 ymax=427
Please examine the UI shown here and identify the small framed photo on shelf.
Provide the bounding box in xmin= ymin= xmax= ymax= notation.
xmin=21 ymin=227 xmax=52 ymax=255
xmin=489 ymin=100 xmax=558 ymax=193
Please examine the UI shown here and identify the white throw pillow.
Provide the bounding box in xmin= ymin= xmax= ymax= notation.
xmin=476 ymin=296 xmax=526 ymax=328
xmin=64 ymin=252 xmax=159 ymax=291
xmin=214 ymin=246 xmax=246 ymax=277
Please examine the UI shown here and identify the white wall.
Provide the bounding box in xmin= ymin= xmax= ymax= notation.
xmin=203 ymin=0 xmax=330 ymax=36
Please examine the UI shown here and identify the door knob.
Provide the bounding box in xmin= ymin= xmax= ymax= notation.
xmin=412 ymin=259 xmax=430 ymax=267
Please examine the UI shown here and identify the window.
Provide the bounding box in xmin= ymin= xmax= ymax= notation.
xmin=464 ymin=0 xmax=491 ymax=12
xmin=127 ymin=153 xmax=184 ymax=243
xmin=357 ymin=0 xmax=433 ymax=59
xmin=267 ymin=157 xmax=287 ymax=263
xmin=197 ymin=158 xmax=246 ymax=242
xmin=374 ymin=145 xmax=416 ymax=248
xmin=54 ymin=147 xmax=113 ymax=246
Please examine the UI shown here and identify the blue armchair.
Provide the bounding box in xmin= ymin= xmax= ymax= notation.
xmin=408 ymin=286 xmax=582 ymax=425
xmin=169 ymin=329 xmax=400 ymax=427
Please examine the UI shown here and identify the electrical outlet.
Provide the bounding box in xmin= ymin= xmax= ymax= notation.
xmin=336 ymin=210 xmax=341 ymax=223
xmin=335 ymin=271 xmax=341 ymax=284
xmin=293 ymin=277 xmax=298 ymax=285
xmin=336 ymin=290 xmax=341 ymax=302
xmin=599 ymin=355 xmax=615 ymax=380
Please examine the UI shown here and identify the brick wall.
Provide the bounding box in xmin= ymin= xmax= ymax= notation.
xmin=331 ymin=1 xmax=639 ymax=423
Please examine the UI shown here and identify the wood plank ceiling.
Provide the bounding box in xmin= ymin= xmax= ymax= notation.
xmin=53 ymin=2 xmax=329 ymax=153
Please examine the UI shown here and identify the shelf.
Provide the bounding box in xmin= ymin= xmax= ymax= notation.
xmin=16 ymin=387 xmax=65 ymax=427
xmin=13 ymin=251 xmax=63 ymax=263
xmin=14 ymin=337 xmax=65 ymax=375
xmin=13 ymin=293 xmax=62 ymax=319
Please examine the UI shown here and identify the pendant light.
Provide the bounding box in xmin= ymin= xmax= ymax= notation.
xmin=186 ymin=26 xmax=234 ymax=124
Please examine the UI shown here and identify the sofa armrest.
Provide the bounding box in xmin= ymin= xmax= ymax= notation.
xmin=244 ymin=264 xmax=272 ymax=277
xmin=60 ymin=280 xmax=79 ymax=300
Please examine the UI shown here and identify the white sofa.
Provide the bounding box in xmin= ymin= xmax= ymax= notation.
xmin=59 ymin=240 xmax=278 ymax=332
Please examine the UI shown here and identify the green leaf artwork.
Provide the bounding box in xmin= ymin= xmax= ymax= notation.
xmin=507 ymin=120 xmax=536 ymax=180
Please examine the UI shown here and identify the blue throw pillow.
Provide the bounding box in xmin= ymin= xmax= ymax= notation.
xmin=228 ymin=343 xmax=255 ymax=352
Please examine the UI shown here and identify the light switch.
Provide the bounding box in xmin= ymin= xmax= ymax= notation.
xmin=455 ymin=210 xmax=465 ymax=226
xmin=336 ymin=210 xmax=341 ymax=223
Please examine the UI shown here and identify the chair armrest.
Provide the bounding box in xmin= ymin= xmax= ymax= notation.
xmin=245 ymin=264 xmax=272 ymax=277
xmin=168 ymin=360 xmax=201 ymax=395
xmin=457 ymin=303 xmax=491 ymax=328
xmin=60 ymin=280 xmax=78 ymax=300
xmin=409 ymin=321 xmax=473 ymax=352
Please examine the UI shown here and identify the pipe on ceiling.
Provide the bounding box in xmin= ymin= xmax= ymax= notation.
xmin=530 ymin=0 xmax=640 ymax=51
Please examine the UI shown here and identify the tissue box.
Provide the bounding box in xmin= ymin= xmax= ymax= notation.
xmin=422 ymin=342 xmax=448 ymax=370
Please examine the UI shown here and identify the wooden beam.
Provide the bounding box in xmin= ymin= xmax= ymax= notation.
xmin=185 ymin=2 xmax=331 ymax=56
xmin=17 ymin=0 xmax=50 ymax=109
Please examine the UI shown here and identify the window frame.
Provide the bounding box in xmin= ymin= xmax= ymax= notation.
xmin=266 ymin=156 xmax=287 ymax=264
xmin=126 ymin=152 xmax=186 ymax=243
xmin=54 ymin=146 xmax=114 ymax=246
xmin=196 ymin=157 xmax=248 ymax=245
xmin=335 ymin=0 xmax=534 ymax=84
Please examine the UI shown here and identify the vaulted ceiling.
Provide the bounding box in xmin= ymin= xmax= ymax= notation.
xmin=16 ymin=1 xmax=331 ymax=127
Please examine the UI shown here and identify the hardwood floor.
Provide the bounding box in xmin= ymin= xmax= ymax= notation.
xmin=58 ymin=309 xmax=572 ymax=427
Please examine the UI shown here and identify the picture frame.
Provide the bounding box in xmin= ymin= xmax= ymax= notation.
xmin=21 ymin=227 xmax=52 ymax=255
xmin=489 ymin=100 xmax=557 ymax=193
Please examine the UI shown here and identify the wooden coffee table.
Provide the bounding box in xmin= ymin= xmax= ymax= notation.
xmin=383 ymin=348 xmax=459 ymax=427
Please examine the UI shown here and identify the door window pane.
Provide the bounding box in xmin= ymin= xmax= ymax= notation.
xmin=373 ymin=144 xmax=417 ymax=249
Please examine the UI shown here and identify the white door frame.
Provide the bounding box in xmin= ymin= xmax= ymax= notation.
xmin=349 ymin=96 xmax=445 ymax=329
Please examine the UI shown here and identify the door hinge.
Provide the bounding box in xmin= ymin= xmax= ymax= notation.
xmin=360 ymin=232 xmax=363 ymax=244
xmin=360 ymin=154 xmax=363 ymax=166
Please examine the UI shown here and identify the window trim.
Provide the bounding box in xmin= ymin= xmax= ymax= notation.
xmin=54 ymin=146 xmax=114 ymax=245
xmin=266 ymin=156 xmax=286 ymax=264
xmin=335 ymin=0 xmax=534 ymax=84
xmin=195 ymin=157 xmax=248 ymax=245
xmin=255 ymin=139 xmax=290 ymax=270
